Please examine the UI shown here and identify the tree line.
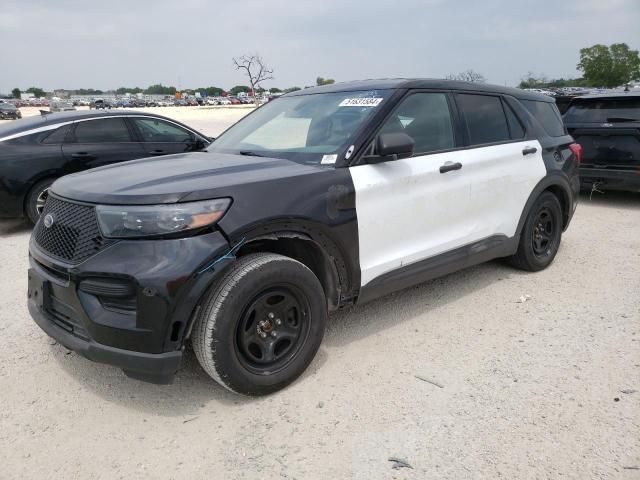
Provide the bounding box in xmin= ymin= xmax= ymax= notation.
xmin=7 ymin=43 xmax=638 ymax=99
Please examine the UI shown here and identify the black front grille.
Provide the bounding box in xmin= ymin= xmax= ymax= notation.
xmin=33 ymin=196 xmax=112 ymax=264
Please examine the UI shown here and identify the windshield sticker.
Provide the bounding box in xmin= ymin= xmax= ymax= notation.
xmin=339 ymin=97 xmax=384 ymax=107
xmin=321 ymin=154 xmax=338 ymax=165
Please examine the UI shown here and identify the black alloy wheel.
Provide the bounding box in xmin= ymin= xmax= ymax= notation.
xmin=531 ymin=206 xmax=557 ymax=258
xmin=235 ymin=286 xmax=310 ymax=374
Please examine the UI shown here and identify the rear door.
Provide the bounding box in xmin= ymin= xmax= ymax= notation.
xmin=62 ymin=117 xmax=145 ymax=170
xmin=129 ymin=117 xmax=205 ymax=156
xmin=563 ymin=96 xmax=640 ymax=170
xmin=350 ymin=91 xmax=474 ymax=286
xmin=454 ymin=93 xmax=546 ymax=241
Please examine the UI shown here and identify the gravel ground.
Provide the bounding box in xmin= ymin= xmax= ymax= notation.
xmin=0 ymin=107 xmax=639 ymax=479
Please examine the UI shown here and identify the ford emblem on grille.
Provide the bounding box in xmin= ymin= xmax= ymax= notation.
xmin=43 ymin=213 xmax=55 ymax=228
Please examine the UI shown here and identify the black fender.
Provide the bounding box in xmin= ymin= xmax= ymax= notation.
xmin=226 ymin=218 xmax=360 ymax=308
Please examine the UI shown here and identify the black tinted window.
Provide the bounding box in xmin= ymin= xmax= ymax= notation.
xmin=521 ymin=100 xmax=565 ymax=136
xmin=133 ymin=118 xmax=193 ymax=143
xmin=377 ymin=92 xmax=454 ymax=154
xmin=73 ymin=118 xmax=131 ymax=143
xmin=563 ymin=97 xmax=640 ymax=123
xmin=42 ymin=125 xmax=70 ymax=144
xmin=504 ymin=103 xmax=525 ymax=139
xmin=457 ymin=94 xmax=510 ymax=145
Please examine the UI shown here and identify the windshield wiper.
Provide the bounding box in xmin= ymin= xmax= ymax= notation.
xmin=605 ymin=117 xmax=639 ymax=122
xmin=239 ymin=150 xmax=267 ymax=157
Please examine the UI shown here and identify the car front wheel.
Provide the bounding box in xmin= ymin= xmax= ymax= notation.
xmin=192 ymin=253 xmax=327 ymax=395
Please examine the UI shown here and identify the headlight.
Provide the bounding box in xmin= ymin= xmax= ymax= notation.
xmin=96 ymin=198 xmax=231 ymax=238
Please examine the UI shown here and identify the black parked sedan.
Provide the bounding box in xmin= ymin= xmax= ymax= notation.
xmin=0 ymin=102 xmax=22 ymax=120
xmin=0 ymin=110 xmax=211 ymax=223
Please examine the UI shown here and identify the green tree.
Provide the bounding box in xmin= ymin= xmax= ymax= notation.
xmin=197 ymin=86 xmax=224 ymax=97
xmin=316 ymin=77 xmax=335 ymax=86
xmin=144 ymin=84 xmax=177 ymax=95
xmin=26 ymin=87 xmax=46 ymax=98
xmin=284 ymin=86 xmax=301 ymax=93
xmin=577 ymin=43 xmax=640 ymax=88
xmin=229 ymin=85 xmax=250 ymax=96
xmin=116 ymin=87 xmax=143 ymax=95
xmin=11 ymin=87 xmax=21 ymax=99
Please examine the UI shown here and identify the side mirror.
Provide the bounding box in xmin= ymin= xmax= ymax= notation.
xmin=366 ymin=132 xmax=415 ymax=164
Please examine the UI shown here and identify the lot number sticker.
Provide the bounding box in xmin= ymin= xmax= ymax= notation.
xmin=339 ymin=98 xmax=384 ymax=107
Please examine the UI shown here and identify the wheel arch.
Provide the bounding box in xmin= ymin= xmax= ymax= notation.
xmin=23 ymin=174 xmax=58 ymax=217
xmin=231 ymin=220 xmax=358 ymax=310
xmin=515 ymin=175 xmax=573 ymax=243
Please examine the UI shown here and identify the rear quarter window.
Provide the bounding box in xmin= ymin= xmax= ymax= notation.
xmin=521 ymin=100 xmax=566 ymax=137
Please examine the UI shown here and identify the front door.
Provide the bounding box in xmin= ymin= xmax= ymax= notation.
xmin=350 ymin=92 xmax=474 ymax=287
xmin=130 ymin=117 xmax=203 ymax=156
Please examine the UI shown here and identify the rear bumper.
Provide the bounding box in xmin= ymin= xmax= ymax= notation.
xmin=580 ymin=167 xmax=640 ymax=192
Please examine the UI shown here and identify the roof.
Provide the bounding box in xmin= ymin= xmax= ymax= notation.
xmin=0 ymin=109 xmax=204 ymax=140
xmin=572 ymin=91 xmax=640 ymax=100
xmin=285 ymin=78 xmax=554 ymax=102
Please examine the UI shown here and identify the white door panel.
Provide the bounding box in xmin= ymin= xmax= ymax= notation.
xmin=351 ymin=141 xmax=546 ymax=288
xmin=350 ymin=149 xmax=473 ymax=286
xmin=465 ymin=140 xmax=545 ymax=239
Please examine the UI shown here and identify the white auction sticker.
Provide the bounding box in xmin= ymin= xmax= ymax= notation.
xmin=339 ymin=97 xmax=383 ymax=107
xmin=321 ymin=154 xmax=338 ymax=165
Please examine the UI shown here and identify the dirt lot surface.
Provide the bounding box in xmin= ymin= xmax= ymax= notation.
xmin=0 ymin=107 xmax=639 ymax=479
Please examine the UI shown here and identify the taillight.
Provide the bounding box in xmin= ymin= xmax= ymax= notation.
xmin=569 ymin=143 xmax=582 ymax=165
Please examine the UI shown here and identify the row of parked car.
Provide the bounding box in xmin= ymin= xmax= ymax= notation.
xmin=87 ymin=96 xmax=259 ymax=109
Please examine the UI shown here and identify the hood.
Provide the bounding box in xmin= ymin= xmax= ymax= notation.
xmin=51 ymin=151 xmax=324 ymax=205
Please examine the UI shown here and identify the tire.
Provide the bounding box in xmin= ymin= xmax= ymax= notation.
xmin=192 ymin=253 xmax=327 ymax=395
xmin=25 ymin=178 xmax=55 ymax=224
xmin=509 ymin=191 xmax=563 ymax=271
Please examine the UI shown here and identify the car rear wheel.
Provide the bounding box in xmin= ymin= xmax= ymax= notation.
xmin=509 ymin=191 xmax=563 ymax=271
xmin=192 ymin=253 xmax=327 ymax=395
xmin=26 ymin=178 xmax=55 ymax=224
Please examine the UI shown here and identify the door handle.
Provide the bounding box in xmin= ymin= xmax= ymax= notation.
xmin=71 ymin=152 xmax=96 ymax=159
xmin=522 ymin=146 xmax=538 ymax=155
xmin=150 ymin=150 xmax=167 ymax=155
xmin=439 ymin=161 xmax=463 ymax=174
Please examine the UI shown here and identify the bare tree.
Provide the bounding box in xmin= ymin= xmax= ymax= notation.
xmin=446 ymin=69 xmax=487 ymax=83
xmin=232 ymin=54 xmax=274 ymax=104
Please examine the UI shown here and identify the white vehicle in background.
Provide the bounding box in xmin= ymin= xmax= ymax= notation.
xmin=206 ymin=98 xmax=219 ymax=106
xmin=218 ymin=98 xmax=231 ymax=105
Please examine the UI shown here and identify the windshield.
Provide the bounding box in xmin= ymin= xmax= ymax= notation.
xmin=564 ymin=97 xmax=640 ymax=123
xmin=208 ymin=90 xmax=393 ymax=164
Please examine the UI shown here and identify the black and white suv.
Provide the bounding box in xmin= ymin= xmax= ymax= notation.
xmin=27 ymin=79 xmax=580 ymax=395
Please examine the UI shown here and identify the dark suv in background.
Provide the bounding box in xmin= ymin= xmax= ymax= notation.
xmin=563 ymin=92 xmax=640 ymax=192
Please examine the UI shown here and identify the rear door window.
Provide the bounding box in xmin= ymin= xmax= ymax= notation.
xmin=504 ymin=103 xmax=525 ymax=139
xmin=563 ymin=97 xmax=640 ymax=123
xmin=72 ymin=118 xmax=132 ymax=143
xmin=521 ymin=100 xmax=565 ymax=137
xmin=456 ymin=94 xmax=510 ymax=145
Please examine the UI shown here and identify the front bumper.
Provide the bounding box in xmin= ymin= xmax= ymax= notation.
xmin=580 ymin=166 xmax=640 ymax=192
xmin=28 ymin=230 xmax=232 ymax=383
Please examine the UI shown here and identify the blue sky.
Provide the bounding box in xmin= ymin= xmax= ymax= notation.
xmin=1 ymin=0 xmax=639 ymax=92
